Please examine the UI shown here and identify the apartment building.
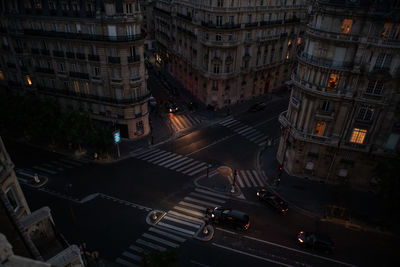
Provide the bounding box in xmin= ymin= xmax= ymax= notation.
xmin=154 ymin=0 xmax=306 ymax=108
xmin=0 ymin=0 xmax=150 ymax=139
xmin=277 ymin=0 xmax=400 ymax=187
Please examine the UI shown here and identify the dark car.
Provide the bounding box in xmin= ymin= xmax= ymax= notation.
xmin=165 ymin=101 xmax=179 ymax=113
xmin=206 ymin=207 xmax=250 ymax=230
xmin=297 ymin=231 xmax=335 ymax=252
xmin=257 ymin=188 xmax=288 ymax=214
xmin=249 ymin=102 xmax=267 ymax=112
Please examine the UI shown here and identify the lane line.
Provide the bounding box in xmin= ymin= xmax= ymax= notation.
xmin=212 ymin=243 xmax=294 ymax=267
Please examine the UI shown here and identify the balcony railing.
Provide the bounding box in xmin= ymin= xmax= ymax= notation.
xmin=176 ymin=12 xmax=192 ymax=22
xmin=69 ymin=71 xmax=89 ymax=79
xmin=306 ymin=27 xmax=360 ymax=43
xmin=88 ymin=54 xmax=100 ymax=61
xmin=23 ymin=29 xmax=144 ymax=42
xmin=41 ymin=49 xmax=50 ymax=55
xmin=298 ymin=51 xmax=354 ymax=71
xmin=245 ymin=22 xmax=259 ymax=28
xmin=108 ymin=56 xmax=121 ymax=64
xmin=53 ymin=50 xmax=65 ymax=57
xmin=37 ymin=86 xmax=152 ymax=105
xmin=201 ymin=21 xmax=241 ymax=29
xmin=31 ymin=48 xmax=40 ymax=54
xmin=128 ymin=55 xmax=140 ymax=63
xmin=35 ymin=67 xmax=54 ymax=74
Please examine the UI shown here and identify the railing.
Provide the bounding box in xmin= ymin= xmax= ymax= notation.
xmin=35 ymin=67 xmax=54 ymax=74
xmin=200 ymin=38 xmax=240 ymax=47
xmin=201 ymin=21 xmax=241 ymax=29
xmin=298 ymin=51 xmax=354 ymax=71
xmin=108 ymin=56 xmax=121 ymax=64
xmin=245 ymin=22 xmax=259 ymax=28
xmin=257 ymin=34 xmax=280 ymax=42
xmin=23 ymin=29 xmax=144 ymax=42
xmin=306 ymin=27 xmax=360 ymax=43
xmin=176 ymin=12 xmax=192 ymax=21
xmin=88 ymin=54 xmax=100 ymax=61
xmin=69 ymin=71 xmax=89 ymax=79
xmin=128 ymin=55 xmax=141 ymax=63
xmin=53 ymin=50 xmax=65 ymax=57
xmin=37 ymin=86 xmax=152 ymax=105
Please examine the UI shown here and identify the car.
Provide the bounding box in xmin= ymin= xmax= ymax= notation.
xmin=249 ymin=102 xmax=267 ymax=112
xmin=165 ymin=101 xmax=179 ymax=113
xmin=297 ymin=231 xmax=335 ymax=252
xmin=256 ymin=188 xmax=288 ymax=214
xmin=205 ymin=207 xmax=250 ymax=230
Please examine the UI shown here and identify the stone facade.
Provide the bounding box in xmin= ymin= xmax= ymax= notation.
xmin=153 ymin=0 xmax=306 ymax=108
xmin=277 ymin=0 xmax=400 ymax=187
xmin=0 ymin=0 xmax=150 ymax=139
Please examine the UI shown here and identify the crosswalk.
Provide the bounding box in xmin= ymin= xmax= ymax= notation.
xmin=168 ymin=113 xmax=203 ymax=132
xmin=15 ymin=158 xmax=84 ymax=183
xmin=130 ymin=148 xmax=212 ymax=177
xmin=115 ymin=188 xmax=228 ymax=266
xmin=235 ymin=170 xmax=267 ymax=188
xmin=219 ymin=117 xmax=267 ymax=147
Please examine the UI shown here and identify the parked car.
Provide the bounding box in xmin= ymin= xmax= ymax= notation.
xmin=256 ymin=188 xmax=288 ymax=214
xmin=165 ymin=101 xmax=179 ymax=113
xmin=249 ymin=102 xmax=267 ymax=112
xmin=297 ymin=231 xmax=335 ymax=252
xmin=206 ymin=207 xmax=250 ymax=230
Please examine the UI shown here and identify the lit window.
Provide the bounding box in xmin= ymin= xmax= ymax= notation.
xmin=350 ymin=128 xmax=367 ymax=144
xmin=84 ymin=82 xmax=90 ymax=94
xmin=35 ymin=0 xmax=41 ymax=9
xmin=0 ymin=70 xmax=4 ymax=80
xmin=286 ymin=52 xmax=290 ymax=59
xmin=287 ymin=40 xmax=292 ymax=46
xmin=25 ymin=75 xmax=32 ymax=85
xmin=382 ymin=23 xmax=393 ymax=38
xmin=327 ymin=74 xmax=339 ymax=89
xmin=73 ymin=80 xmax=80 ymax=93
xmin=366 ymin=80 xmax=384 ymax=95
xmin=315 ymin=121 xmax=326 ymax=136
xmin=341 ymin=19 xmax=352 ymax=34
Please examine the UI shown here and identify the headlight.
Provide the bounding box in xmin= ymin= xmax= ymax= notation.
xmin=256 ymin=192 xmax=259 ymax=196
xmin=169 ymin=108 xmax=172 ymax=112
xmin=211 ymin=214 xmax=214 ymax=218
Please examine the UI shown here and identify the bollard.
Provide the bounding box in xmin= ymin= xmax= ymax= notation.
xmin=203 ymin=226 xmax=208 ymax=235
xmin=230 ymin=185 xmax=235 ymax=193
xmin=152 ymin=213 xmax=158 ymax=221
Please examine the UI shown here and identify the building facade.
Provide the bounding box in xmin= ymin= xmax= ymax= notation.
xmin=0 ymin=0 xmax=150 ymax=139
xmin=154 ymin=0 xmax=306 ymax=108
xmin=277 ymin=0 xmax=400 ymax=187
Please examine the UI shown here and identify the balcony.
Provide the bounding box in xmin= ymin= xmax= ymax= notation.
xmin=128 ymin=55 xmax=141 ymax=63
xmin=201 ymin=21 xmax=241 ymax=29
xmin=76 ymin=53 xmax=86 ymax=60
xmin=69 ymin=71 xmax=89 ymax=79
xmin=176 ymin=13 xmax=192 ymax=22
xmin=153 ymin=6 xmax=171 ymax=15
xmin=306 ymin=27 xmax=360 ymax=43
xmin=31 ymin=48 xmax=40 ymax=54
xmin=257 ymin=34 xmax=280 ymax=42
xmin=298 ymin=51 xmax=354 ymax=71
xmin=245 ymin=22 xmax=259 ymax=28
xmin=41 ymin=49 xmax=50 ymax=56
xmin=35 ymin=67 xmax=54 ymax=74
xmin=53 ymin=50 xmax=65 ymax=57
xmin=37 ymin=86 xmax=152 ymax=105
xmin=363 ymin=36 xmax=400 ymax=48
xmin=88 ymin=54 xmax=100 ymax=61
xmin=108 ymin=56 xmax=121 ymax=64
xmin=66 ymin=52 xmax=75 ymax=58
xmin=14 ymin=47 xmax=24 ymax=53
xmin=23 ymin=29 xmax=145 ymax=43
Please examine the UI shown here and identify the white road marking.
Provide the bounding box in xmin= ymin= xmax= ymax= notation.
xmin=189 ymin=192 xmax=226 ymax=203
xmin=176 ymin=161 xmax=202 ymax=172
xmin=167 ymin=211 xmax=204 ymax=223
xmin=246 ymin=170 xmax=258 ymax=187
xmin=163 ymin=215 xmax=201 ymax=228
xmin=116 ymin=257 xmax=139 ymax=267
xmin=184 ymin=197 xmax=221 ymax=208
xmin=195 ymin=188 xmax=229 ymax=199
xmin=148 ymin=227 xmax=186 ymax=242
xmin=150 ymin=153 xmax=175 ymax=164
xmin=212 ymin=243 xmax=294 ymax=267
xmin=158 ymin=154 xmax=183 ymax=166
xmin=122 ymin=251 xmax=142 ymax=262
xmin=236 ymin=175 xmax=245 ymax=187
xmin=168 ymin=158 xmax=194 ymax=170
xmin=142 ymin=233 xmax=179 ymax=248
xmin=141 ymin=151 xmax=170 ymax=161
xmin=154 ymin=224 xmax=193 ymax=238
xmin=215 ymin=227 xmax=238 ymax=235
xmin=157 ymin=222 xmax=195 ymax=236
xmin=173 ymin=206 xmax=205 ymax=218
xmin=33 ymin=166 xmax=57 ymax=174
xmin=252 ymin=171 xmax=265 ymax=187
xmin=128 ymin=245 xmax=143 ymax=253
xmin=136 ymin=238 xmax=166 ymax=252
xmin=187 ymin=165 xmax=208 ymax=176
xmin=134 ymin=148 xmax=159 ymax=158
xmin=178 ymin=201 xmax=206 ymax=211
xmin=240 ymin=171 xmax=251 ymax=187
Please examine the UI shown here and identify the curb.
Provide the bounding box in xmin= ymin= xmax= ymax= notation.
xmin=17 ymin=177 xmax=49 ymax=189
xmin=194 ymin=224 xmax=214 ymax=241
xmin=145 ymin=210 xmax=166 ymax=226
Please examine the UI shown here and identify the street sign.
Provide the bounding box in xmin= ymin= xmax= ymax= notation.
xmin=113 ymin=130 xmax=121 ymax=144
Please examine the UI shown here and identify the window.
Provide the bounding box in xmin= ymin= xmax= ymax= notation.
xmin=130 ymin=46 xmax=136 ymax=56
xmin=73 ymin=80 xmax=80 ymax=93
xmin=216 ymin=16 xmax=222 ymax=26
xmin=126 ymin=3 xmax=133 ymax=13
xmin=382 ymin=23 xmax=393 ymax=38
xmin=0 ymin=70 xmax=4 ymax=80
xmin=356 ymin=107 xmax=374 ymax=122
xmin=93 ymin=66 xmax=100 ymax=76
xmin=385 ymin=134 xmax=400 ymax=150
xmin=226 ymin=64 xmax=231 ymax=73
xmin=48 ymin=0 xmax=55 ymax=9
xmin=58 ymin=62 xmax=65 ymax=72
xmin=212 ymin=80 xmax=218 ymax=90
xmin=231 ymin=0 xmax=234 ymax=6
xmin=327 ymin=74 xmax=339 ymax=89
xmin=366 ymin=80 xmax=384 ymax=95
xmin=248 ymin=14 xmax=252 ymax=23
xmin=25 ymin=75 xmax=32 ymax=85
xmin=260 ymin=0 xmax=264 ymax=6
xmin=341 ymin=19 xmax=352 ymax=34
xmin=228 ymin=33 xmax=233 ymax=40
xmin=6 ymin=186 xmax=20 ymax=212
xmin=213 ymin=64 xmax=220 ymax=73
xmin=217 ymin=0 xmax=224 ymax=7
xmin=34 ymin=0 xmax=41 ymax=9
xmin=229 ymin=16 xmax=234 ymax=25
xmin=216 ymin=33 xmax=222 ymax=41
xmin=89 ymin=25 xmax=95 ymax=35
xmin=375 ymin=53 xmax=392 ymax=69
xmin=350 ymin=128 xmax=367 ymax=144
xmin=286 ymin=52 xmax=290 ymax=59
xmin=315 ymin=121 xmax=326 ymax=136
xmin=320 ymin=100 xmax=330 ymax=111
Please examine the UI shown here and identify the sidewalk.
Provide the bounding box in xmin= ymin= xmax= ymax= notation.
xmin=260 ymin=143 xmax=398 ymax=235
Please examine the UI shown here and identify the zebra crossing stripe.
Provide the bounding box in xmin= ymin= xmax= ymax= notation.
xmin=171 ymin=116 xmax=185 ymax=129
xmin=147 ymin=152 xmax=173 ymax=163
xmin=180 ymin=116 xmax=193 ymax=129
xmin=173 ymin=206 xmax=205 ymax=218
xmin=142 ymin=233 xmax=180 ymax=248
xmin=246 ymin=170 xmax=258 ymax=187
xmin=141 ymin=151 xmax=170 ymax=161
xmin=116 ymin=257 xmax=138 ymax=267
xmin=235 ymin=125 xmax=249 ymax=131
xmin=180 ymin=161 xmax=205 ymax=173
xmin=224 ymin=120 xmax=241 ymax=127
xmin=167 ymin=211 xmax=204 ymax=224
xmin=162 ymin=156 xmax=189 ymax=168
xmin=168 ymin=158 xmax=194 ymax=170
xmin=259 ymin=141 xmax=267 ymax=147
xmin=122 ymin=251 xmax=142 ymax=262
xmin=219 ymin=118 xmax=234 ymax=125
xmin=236 ymin=175 xmax=245 ymax=187
xmin=136 ymin=238 xmax=166 ymax=252
xmin=238 ymin=127 xmax=255 ymax=135
xmin=187 ymin=115 xmax=201 ymax=125
xmin=252 ymin=171 xmax=265 ymax=187
xmin=59 ymin=159 xmax=82 ymax=166
xmin=16 ymin=170 xmax=36 ymax=178
xmin=240 ymin=172 xmax=251 ymax=187
xmin=157 ymin=222 xmax=196 ymax=236
xmin=158 ymin=154 xmax=183 ymax=166
xmin=184 ymin=197 xmax=221 ymax=208
xmin=175 ymin=160 xmax=201 ymax=172
xmin=148 ymin=227 xmax=186 ymax=242
xmin=186 ymin=165 xmax=208 ymax=176
xmin=51 ymin=161 xmax=74 ymax=168
xmin=150 ymin=153 xmax=176 ymax=164
xmin=154 ymin=224 xmax=193 ymax=238
xmin=195 ymin=188 xmax=229 ymax=199
xmin=135 ymin=148 xmax=160 ymax=159
xmin=246 ymin=131 xmax=263 ymax=139
xmin=128 ymin=245 xmax=144 ymax=253
xmin=33 ymin=166 xmax=57 ymax=174
xmin=178 ymin=201 xmax=206 ymax=211
xmin=189 ymin=192 xmax=226 ymax=203
xmin=163 ymin=215 xmax=201 ymax=229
